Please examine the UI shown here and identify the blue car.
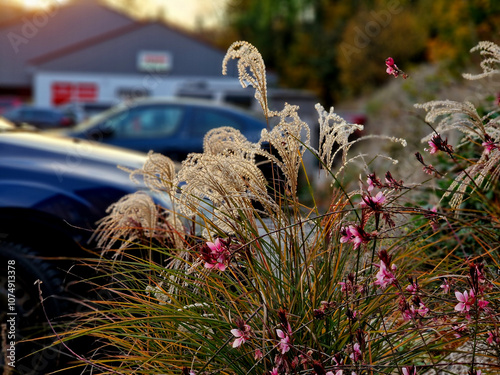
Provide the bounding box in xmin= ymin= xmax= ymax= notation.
xmin=0 ymin=118 xmax=164 ymax=373
xmin=3 ymin=105 xmax=75 ymax=129
xmin=57 ymin=97 xmax=268 ymax=161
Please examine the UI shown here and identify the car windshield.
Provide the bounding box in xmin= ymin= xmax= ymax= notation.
xmin=70 ymin=102 xmax=129 ymax=131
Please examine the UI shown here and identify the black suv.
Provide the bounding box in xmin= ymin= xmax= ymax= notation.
xmin=0 ymin=118 xmax=164 ymax=374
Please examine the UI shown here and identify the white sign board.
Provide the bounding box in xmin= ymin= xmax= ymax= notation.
xmin=137 ymin=51 xmax=172 ymax=72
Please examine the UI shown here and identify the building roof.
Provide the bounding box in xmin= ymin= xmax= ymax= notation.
xmin=0 ymin=0 xmax=233 ymax=87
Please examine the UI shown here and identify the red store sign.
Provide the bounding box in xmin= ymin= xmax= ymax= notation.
xmin=51 ymin=82 xmax=98 ymax=105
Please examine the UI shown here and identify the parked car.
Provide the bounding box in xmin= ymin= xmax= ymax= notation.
xmin=3 ymin=105 xmax=75 ymax=129
xmin=59 ymin=101 xmax=116 ymax=123
xmin=55 ymin=97 xmax=268 ymax=161
xmin=0 ymin=96 xmax=22 ymax=115
xmin=0 ymin=117 xmax=167 ymax=374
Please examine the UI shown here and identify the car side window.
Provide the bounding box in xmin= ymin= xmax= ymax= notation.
xmin=110 ymin=106 xmax=183 ymax=138
xmin=192 ymin=108 xmax=244 ymax=137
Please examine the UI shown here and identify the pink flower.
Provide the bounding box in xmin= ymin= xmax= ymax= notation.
xmin=452 ymin=323 xmax=468 ymax=338
xmin=482 ymin=134 xmax=497 ymax=155
xmin=402 ymin=366 xmax=417 ymax=375
xmin=385 ymin=57 xmax=408 ymax=79
xmin=254 ymin=349 xmax=263 ymax=360
xmin=406 ymin=283 xmax=418 ymax=295
xmin=277 ymin=329 xmax=291 ymax=354
xmin=340 ymin=225 xmax=372 ymax=249
xmin=417 ymin=303 xmax=429 ymax=316
xmin=360 ymin=191 xmax=386 ymax=209
xmin=270 ymin=368 xmax=279 ymax=375
xmin=440 ymin=279 xmax=450 ymax=294
xmin=454 ymin=289 xmax=475 ymax=313
xmin=350 ymin=343 xmax=362 ymax=362
xmin=367 ymin=178 xmax=375 ymax=191
xmin=426 ymin=137 xmax=440 ymax=154
xmin=203 ymin=238 xmax=230 ymax=271
xmin=482 ymin=140 xmax=496 ymax=154
xmin=425 ymin=134 xmax=453 ymax=155
xmin=487 ymin=331 xmax=494 ymax=345
xmin=478 ymin=299 xmax=489 ymax=309
xmin=340 ymin=226 xmax=354 ymax=244
xmin=374 ymin=261 xmax=396 ymax=289
xmin=403 ymin=302 xmax=428 ymax=321
xmin=231 ymin=323 xmax=252 ymax=348
xmin=385 ymin=57 xmax=398 ymax=77
xmin=349 ymin=226 xmax=365 ymax=249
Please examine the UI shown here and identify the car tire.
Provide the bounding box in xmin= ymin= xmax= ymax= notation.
xmin=0 ymin=240 xmax=73 ymax=374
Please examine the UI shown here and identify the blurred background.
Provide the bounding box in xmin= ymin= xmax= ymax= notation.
xmin=1 ymin=0 xmax=500 ymax=151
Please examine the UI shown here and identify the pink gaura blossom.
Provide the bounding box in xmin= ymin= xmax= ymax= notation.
xmin=360 ymin=191 xmax=386 ymax=209
xmin=203 ymin=238 xmax=230 ymax=271
xmin=340 ymin=225 xmax=373 ymax=249
xmin=340 ymin=226 xmax=354 ymax=244
xmin=417 ymin=302 xmax=429 ymax=316
xmin=455 ymin=289 xmax=475 ymax=313
xmin=482 ymin=140 xmax=496 ymax=154
xmin=231 ymin=323 xmax=252 ymax=348
xmin=487 ymin=331 xmax=494 ymax=345
xmin=440 ymin=278 xmax=450 ymax=294
xmin=349 ymin=226 xmax=366 ymax=249
xmin=426 ymin=137 xmax=440 ymax=154
xmin=403 ymin=303 xmax=429 ymax=321
xmin=367 ymin=177 xmax=375 ymax=192
xmin=478 ymin=299 xmax=489 ymax=309
xmin=350 ymin=343 xmax=362 ymax=362
xmin=385 ymin=57 xmax=408 ymax=79
xmin=402 ymin=366 xmax=417 ymax=375
xmin=269 ymin=368 xmax=279 ymax=375
xmin=386 ymin=57 xmax=397 ymax=76
xmin=277 ymin=329 xmax=291 ymax=354
xmin=482 ymin=134 xmax=497 ymax=155
xmin=406 ymin=282 xmax=418 ymax=295
xmin=374 ymin=261 xmax=396 ymax=290
xmin=425 ymin=134 xmax=453 ymax=155
xmin=452 ymin=323 xmax=468 ymax=338
xmin=453 ymin=288 xmax=489 ymax=317
xmin=254 ymin=349 xmax=263 ymax=360
xmin=366 ymin=173 xmax=382 ymax=192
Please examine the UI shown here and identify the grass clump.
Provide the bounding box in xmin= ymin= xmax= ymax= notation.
xmin=49 ymin=41 xmax=500 ymax=375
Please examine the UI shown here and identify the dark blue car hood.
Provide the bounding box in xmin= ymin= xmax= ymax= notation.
xmin=0 ymin=131 xmax=160 ymax=236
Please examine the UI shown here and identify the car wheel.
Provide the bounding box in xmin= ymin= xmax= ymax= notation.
xmin=0 ymin=240 xmax=72 ymax=374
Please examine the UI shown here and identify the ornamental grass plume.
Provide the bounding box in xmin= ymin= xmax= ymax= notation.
xmin=46 ymin=41 xmax=500 ymax=375
xmin=415 ymin=41 xmax=500 ymax=211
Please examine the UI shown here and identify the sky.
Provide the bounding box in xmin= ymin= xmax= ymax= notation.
xmin=5 ymin=0 xmax=228 ymax=30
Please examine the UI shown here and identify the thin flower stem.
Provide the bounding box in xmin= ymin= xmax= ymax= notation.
xmin=198 ymin=305 xmax=263 ymax=374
